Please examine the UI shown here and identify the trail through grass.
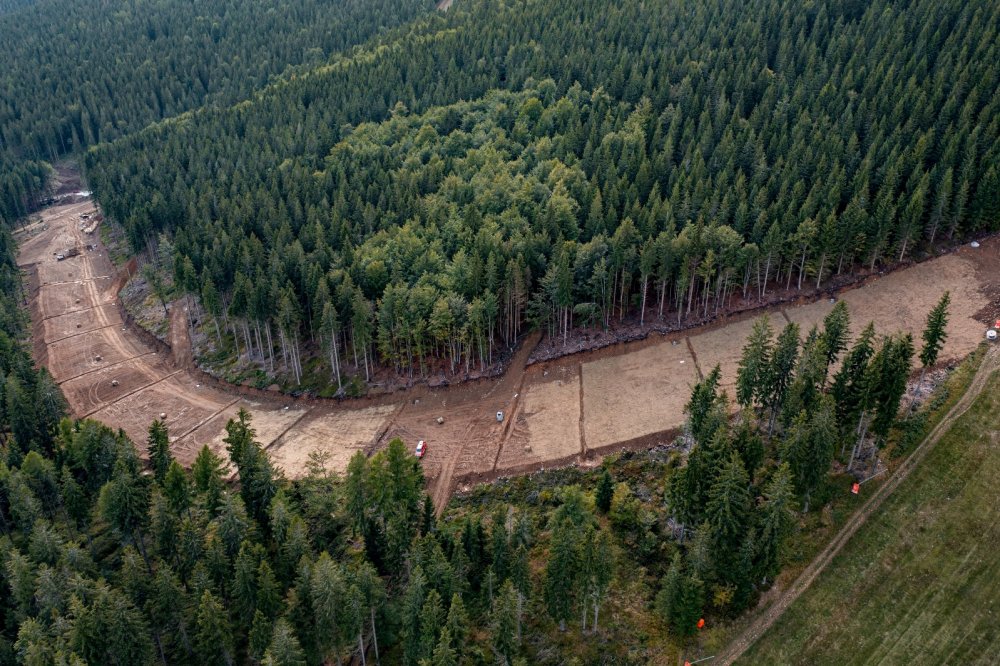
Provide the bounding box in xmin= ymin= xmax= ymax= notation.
xmin=740 ymin=354 xmax=1000 ymax=664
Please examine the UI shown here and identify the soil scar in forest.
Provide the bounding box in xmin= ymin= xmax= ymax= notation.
xmin=18 ymin=198 xmax=999 ymax=506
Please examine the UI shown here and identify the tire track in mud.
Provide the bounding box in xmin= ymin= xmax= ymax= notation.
xmin=718 ymin=346 xmax=1000 ymax=665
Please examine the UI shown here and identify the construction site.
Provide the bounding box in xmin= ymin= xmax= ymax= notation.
xmin=17 ymin=197 xmax=1000 ymax=507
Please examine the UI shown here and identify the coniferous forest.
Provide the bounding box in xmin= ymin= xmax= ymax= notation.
xmin=0 ymin=0 xmax=435 ymax=224
xmin=0 ymin=0 xmax=998 ymax=663
xmin=83 ymin=0 xmax=1000 ymax=388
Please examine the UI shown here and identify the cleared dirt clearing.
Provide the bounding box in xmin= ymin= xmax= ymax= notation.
xmin=18 ymin=198 xmax=999 ymax=501
xmin=582 ymin=339 xmax=697 ymax=448
xmin=268 ymin=405 xmax=397 ymax=475
xmin=497 ymin=372 xmax=581 ymax=470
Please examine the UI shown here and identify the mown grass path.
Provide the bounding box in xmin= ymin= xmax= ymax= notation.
xmin=720 ymin=346 xmax=1000 ymax=665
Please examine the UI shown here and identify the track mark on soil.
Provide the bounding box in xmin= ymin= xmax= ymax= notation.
xmin=719 ymin=346 xmax=1000 ymax=665
xmin=433 ymin=422 xmax=473 ymax=517
xmin=262 ymin=406 xmax=315 ymax=452
xmin=169 ymin=303 xmax=194 ymax=368
xmin=780 ymin=308 xmax=793 ymax=324
xmin=685 ymin=337 xmax=704 ymax=379
xmin=41 ymin=303 xmax=114 ymax=321
xmin=57 ymin=351 xmax=160 ymax=384
xmin=80 ymin=369 xmax=185 ymax=418
xmin=49 ymin=323 xmax=119 ymax=344
xmin=173 ymin=397 xmax=243 ymax=443
xmin=44 ymin=276 xmax=112 ymax=286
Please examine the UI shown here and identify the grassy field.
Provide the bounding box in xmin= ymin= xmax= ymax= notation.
xmin=740 ymin=361 xmax=1000 ymax=665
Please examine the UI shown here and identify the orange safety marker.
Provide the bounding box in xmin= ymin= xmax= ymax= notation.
xmin=851 ymin=482 xmax=860 ymax=495
xmin=697 ymin=618 xmax=706 ymax=629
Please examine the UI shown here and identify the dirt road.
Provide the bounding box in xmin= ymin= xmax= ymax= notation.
xmin=719 ymin=346 xmax=1000 ymax=666
xmin=16 ymin=196 xmax=999 ymax=508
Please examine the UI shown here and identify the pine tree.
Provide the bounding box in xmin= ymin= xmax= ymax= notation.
xmin=588 ymin=528 xmax=615 ymax=631
xmin=146 ymin=419 xmax=171 ymax=484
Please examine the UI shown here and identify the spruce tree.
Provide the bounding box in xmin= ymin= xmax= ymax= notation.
xmin=917 ymin=291 xmax=950 ymax=393
xmin=831 ymin=322 xmax=876 ymax=440
xmin=445 ymin=593 xmax=470 ymax=653
xmin=263 ymin=618 xmax=306 ymax=666
xmin=191 ymin=444 xmax=226 ymax=514
xmin=764 ymin=323 xmax=800 ymax=434
xmin=490 ymin=580 xmax=519 ymax=665
xmin=757 ymin=462 xmax=797 ymax=583
xmin=194 ymin=590 xmax=234 ymax=666
xmin=146 ymin=420 xmax=171 ymax=484
xmin=310 ymin=551 xmax=344 ymax=664
xmin=706 ymin=452 xmax=752 ymax=579
xmin=595 ymin=468 xmax=614 ymax=514
xmin=419 ymin=589 xmax=445 ymax=663
xmin=544 ymin=518 xmax=579 ymax=631
xmin=656 ymin=552 xmax=684 ymax=626
xmin=249 ymin=610 xmax=274 ymax=664
xmin=820 ymin=301 xmax=851 ymax=382
xmin=685 ymin=365 xmax=723 ymax=444
xmin=674 ymin=573 xmax=705 ymax=638
xmin=736 ymin=316 xmax=773 ymax=409
xmin=163 ymin=460 xmax=191 ymax=515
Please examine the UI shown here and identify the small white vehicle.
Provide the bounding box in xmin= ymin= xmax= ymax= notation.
xmin=415 ymin=440 xmax=427 ymax=458
xmin=496 ymin=411 xmax=504 ymax=422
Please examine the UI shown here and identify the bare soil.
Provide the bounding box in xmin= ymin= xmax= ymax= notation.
xmin=18 ymin=196 xmax=1000 ymax=506
xmin=583 ymin=338 xmax=696 ymax=449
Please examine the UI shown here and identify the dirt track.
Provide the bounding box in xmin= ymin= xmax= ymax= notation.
xmin=17 ymin=197 xmax=1000 ymax=506
xmin=720 ymin=345 xmax=1000 ymax=665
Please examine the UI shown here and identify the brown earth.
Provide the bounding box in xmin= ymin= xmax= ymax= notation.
xmin=17 ymin=197 xmax=1000 ymax=507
